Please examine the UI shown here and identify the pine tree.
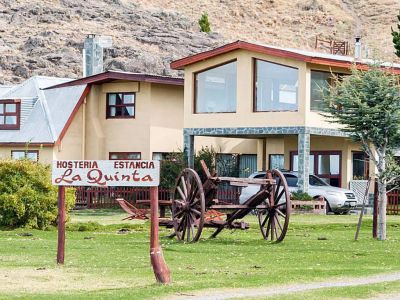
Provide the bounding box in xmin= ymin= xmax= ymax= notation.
xmin=323 ymin=66 xmax=400 ymax=240
xmin=392 ymin=12 xmax=400 ymax=57
xmin=198 ymin=13 xmax=211 ymax=33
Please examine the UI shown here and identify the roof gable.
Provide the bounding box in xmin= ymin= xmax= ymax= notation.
xmin=170 ymin=40 xmax=400 ymax=74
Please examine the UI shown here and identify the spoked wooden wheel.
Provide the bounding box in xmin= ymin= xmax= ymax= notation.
xmin=258 ymin=169 xmax=291 ymax=242
xmin=172 ymin=168 xmax=205 ymax=242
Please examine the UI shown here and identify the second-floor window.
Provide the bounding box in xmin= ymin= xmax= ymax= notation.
xmin=109 ymin=152 xmax=141 ymax=160
xmin=11 ymin=150 xmax=39 ymax=161
xmin=106 ymin=93 xmax=135 ymax=119
xmin=195 ymin=60 xmax=237 ymax=113
xmin=310 ymin=70 xmax=332 ymax=111
xmin=0 ymin=100 xmax=20 ymax=129
xmin=254 ymin=59 xmax=299 ymax=112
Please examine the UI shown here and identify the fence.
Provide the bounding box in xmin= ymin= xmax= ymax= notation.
xmin=387 ymin=190 xmax=400 ymax=215
xmin=74 ymin=185 xmax=241 ymax=209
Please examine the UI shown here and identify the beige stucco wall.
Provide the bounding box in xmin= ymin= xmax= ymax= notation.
xmin=184 ymin=49 xmax=307 ymax=129
xmin=195 ymin=136 xmax=257 ymax=155
xmin=59 ymin=80 xmax=186 ymax=160
xmin=0 ymin=146 xmax=54 ymax=164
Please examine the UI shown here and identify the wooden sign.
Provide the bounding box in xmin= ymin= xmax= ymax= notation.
xmin=52 ymin=160 xmax=160 ymax=187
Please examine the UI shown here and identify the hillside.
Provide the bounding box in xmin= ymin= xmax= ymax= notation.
xmin=0 ymin=0 xmax=399 ymax=84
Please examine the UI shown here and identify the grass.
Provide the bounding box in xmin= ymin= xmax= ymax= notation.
xmin=1 ymin=210 xmax=400 ymax=299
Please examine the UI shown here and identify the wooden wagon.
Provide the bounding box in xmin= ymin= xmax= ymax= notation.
xmin=161 ymin=160 xmax=291 ymax=243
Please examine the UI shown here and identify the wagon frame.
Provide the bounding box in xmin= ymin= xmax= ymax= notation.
xmin=163 ymin=160 xmax=291 ymax=243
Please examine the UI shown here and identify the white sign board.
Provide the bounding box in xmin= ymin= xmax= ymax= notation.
xmin=52 ymin=160 xmax=159 ymax=187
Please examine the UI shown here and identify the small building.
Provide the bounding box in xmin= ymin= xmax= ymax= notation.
xmin=171 ymin=40 xmax=400 ymax=191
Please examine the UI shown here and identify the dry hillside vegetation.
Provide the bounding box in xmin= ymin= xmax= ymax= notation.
xmin=0 ymin=0 xmax=399 ymax=84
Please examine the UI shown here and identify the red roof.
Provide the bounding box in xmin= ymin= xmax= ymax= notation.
xmin=45 ymin=71 xmax=184 ymax=90
xmin=170 ymin=40 xmax=400 ymax=74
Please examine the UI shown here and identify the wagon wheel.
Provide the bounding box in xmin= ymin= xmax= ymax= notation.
xmin=172 ymin=168 xmax=205 ymax=242
xmin=258 ymin=169 xmax=291 ymax=242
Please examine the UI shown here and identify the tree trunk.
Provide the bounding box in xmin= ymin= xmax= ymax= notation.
xmin=377 ymin=179 xmax=387 ymax=240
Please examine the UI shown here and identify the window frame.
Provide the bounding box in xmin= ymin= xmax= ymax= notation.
xmin=351 ymin=151 xmax=369 ymax=180
xmin=108 ymin=152 xmax=141 ymax=160
xmin=193 ymin=59 xmax=237 ymax=114
xmin=11 ymin=150 xmax=39 ymax=161
xmin=106 ymin=93 xmax=136 ymax=119
xmin=0 ymin=100 xmax=21 ymax=130
xmin=310 ymin=69 xmax=347 ymax=112
xmin=253 ymin=58 xmax=299 ymax=112
xmin=290 ymin=150 xmax=342 ymax=187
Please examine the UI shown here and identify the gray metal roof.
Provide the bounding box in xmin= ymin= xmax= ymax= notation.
xmin=0 ymin=85 xmax=14 ymax=97
xmin=0 ymin=76 xmax=87 ymax=144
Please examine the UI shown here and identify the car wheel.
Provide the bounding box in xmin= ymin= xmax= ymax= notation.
xmin=324 ymin=198 xmax=333 ymax=215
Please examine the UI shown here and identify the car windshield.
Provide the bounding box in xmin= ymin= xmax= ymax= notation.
xmin=282 ymin=173 xmax=329 ymax=187
xmin=309 ymin=175 xmax=329 ymax=186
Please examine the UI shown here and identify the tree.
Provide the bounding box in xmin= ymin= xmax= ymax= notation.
xmin=392 ymin=11 xmax=400 ymax=57
xmin=323 ymin=65 xmax=400 ymax=240
xmin=198 ymin=13 xmax=211 ymax=33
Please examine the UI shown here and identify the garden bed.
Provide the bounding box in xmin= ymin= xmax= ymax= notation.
xmin=291 ymin=199 xmax=326 ymax=214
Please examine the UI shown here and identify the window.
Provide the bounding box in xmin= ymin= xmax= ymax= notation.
xmin=0 ymin=100 xmax=20 ymax=129
xmin=11 ymin=150 xmax=38 ymax=161
xmin=291 ymin=151 xmax=341 ymax=187
xmin=269 ymin=154 xmax=284 ymax=170
xmin=254 ymin=59 xmax=298 ymax=111
xmin=195 ymin=61 xmax=237 ymax=113
xmin=352 ymin=152 xmax=369 ymax=180
xmin=152 ymin=152 xmax=172 ymax=161
xmin=106 ymin=93 xmax=135 ymax=118
xmin=109 ymin=152 xmax=141 ymax=160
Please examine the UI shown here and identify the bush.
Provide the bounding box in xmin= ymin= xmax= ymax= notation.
xmin=159 ymin=152 xmax=186 ymax=189
xmin=291 ymin=190 xmax=314 ymax=201
xmin=198 ymin=12 xmax=211 ymax=33
xmin=0 ymin=159 xmax=75 ymax=229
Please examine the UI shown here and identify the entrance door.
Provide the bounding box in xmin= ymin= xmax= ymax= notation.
xmin=291 ymin=151 xmax=342 ymax=187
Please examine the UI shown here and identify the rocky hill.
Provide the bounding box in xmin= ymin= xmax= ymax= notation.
xmin=0 ymin=0 xmax=399 ymax=84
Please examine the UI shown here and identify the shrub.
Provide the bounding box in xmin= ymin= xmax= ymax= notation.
xmin=291 ymin=190 xmax=314 ymax=201
xmin=159 ymin=151 xmax=186 ymax=189
xmin=198 ymin=12 xmax=211 ymax=33
xmin=0 ymin=159 xmax=75 ymax=229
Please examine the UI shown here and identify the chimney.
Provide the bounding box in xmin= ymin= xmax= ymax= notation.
xmin=83 ymin=35 xmax=113 ymax=77
xmin=354 ymin=36 xmax=362 ymax=60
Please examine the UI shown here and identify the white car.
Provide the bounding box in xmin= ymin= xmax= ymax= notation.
xmin=239 ymin=171 xmax=358 ymax=214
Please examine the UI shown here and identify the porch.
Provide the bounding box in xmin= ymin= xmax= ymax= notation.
xmin=184 ymin=126 xmax=367 ymax=191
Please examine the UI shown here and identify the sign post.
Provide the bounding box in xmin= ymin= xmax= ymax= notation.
xmin=57 ymin=186 xmax=66 ymax=264
xmin=52 ymin=160 xmax=170 ymax=283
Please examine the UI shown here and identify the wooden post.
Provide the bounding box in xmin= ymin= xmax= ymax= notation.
xmin=150 ymin=186 xmax=171 ymax=284
xmin=373 ymin=180 xmax=378 ymax=238
xmin=57 ymin=186 xmax=66 ymax=264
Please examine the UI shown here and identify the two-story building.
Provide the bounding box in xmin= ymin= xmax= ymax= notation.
xmin=171 ymin=40 xmax=400 ymax=191
xmin=0 ymin=71 xmax=258 ymax=172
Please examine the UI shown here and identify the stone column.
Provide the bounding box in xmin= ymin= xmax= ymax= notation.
xmin=297 ymin=132 xmax=310 ymax=192
xmin=183 ymin=132 xmax=194 ymax=168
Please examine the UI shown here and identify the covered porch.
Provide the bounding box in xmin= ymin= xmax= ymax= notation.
xmin=184 ymin=126 xmax=366 ymax=192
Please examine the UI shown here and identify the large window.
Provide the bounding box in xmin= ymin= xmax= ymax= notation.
xmin=109 ymin=152 xmax=141 ymax=160
xmin=291 ymin=151 xmax=341 ymax=187
xmin=352 ymin=152 xmax=369 ymax=180
xmin=269 ymin=154 xmax=284 ymax=170
xmin=310 ymin=70 xmax=332 ymax=111
xmin=254 ymin=59 xmax=298 ymax=111
xmin=11 ymin=150 xmax=38 ymax=161
xmin=195 ymin=61 xmax=237 ymax=113
xmin=0 ymin=100 xmax=20 ymax=129
xmin=106 ymin=93 xmax=135 ymax=119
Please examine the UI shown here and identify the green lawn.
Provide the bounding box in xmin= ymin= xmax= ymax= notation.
xmin=1 ymin=210 xmax=400 ymax=299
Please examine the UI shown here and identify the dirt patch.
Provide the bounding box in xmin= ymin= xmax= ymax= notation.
xmin=0 ymin=267 xmax=131 ymax=294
